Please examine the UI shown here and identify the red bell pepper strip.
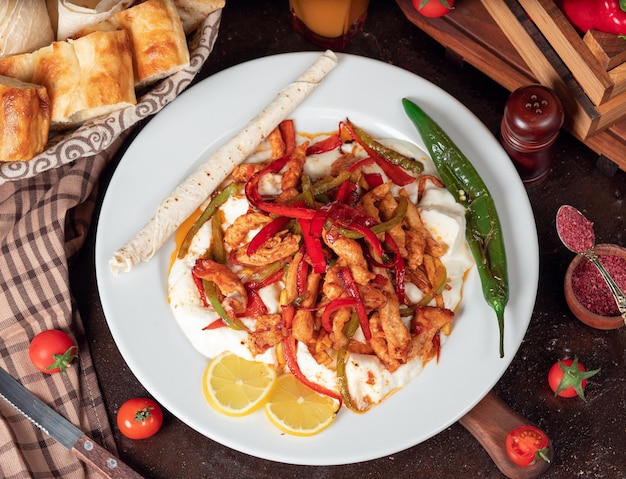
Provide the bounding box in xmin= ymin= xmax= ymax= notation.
xmin=192 ymin=272 xmax=210 ymax=307
xmin=298 ymin=218 xmax=327 ymax=274
xmin=245 ymin=156 xmax=317 ymax=219
xmin=203 ymin=318 xmax=226 ymax=330
xmin=279 ymin=119 xmax=296 ymax=156
xmin=334 ymin=179 xmax=358 ymax=205
xmin=306 ymin=134 xmax=343 ymax=156
xmin=384 ymin=233 xmax=406 ymax=304
xmin=245 ymin=265 xmax=284 ymax=290
xmin=282 ymin=335 xmax=342 ymax=404
xmin=341 ymin=121 xmax=417 ymax=186
xmin=364 ymin=172 xmax=384 ymax=188
xmin=338 ymin=268 xmax=372 ymax=340
xmin=247 ymin=216 xmax=291 ymax=256
xmin=342 ymin=119 xmax=424 ymax=174
xmin=236 ymin=289 xmax=268 ymax=318
xmin=321 ymin=297 xmax=357 ymax=332
xmin=347 ymin=156 xmax=374 ymax=172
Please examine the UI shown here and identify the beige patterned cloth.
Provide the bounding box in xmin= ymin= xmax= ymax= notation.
xmin=0 ymin=10 xmax=221 ymax=478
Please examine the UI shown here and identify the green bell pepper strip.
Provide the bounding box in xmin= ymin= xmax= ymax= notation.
xmin=402 ymin=98 xmax=509 ymax=358
xmin=177 ymin=182 xmax=240 ymax=259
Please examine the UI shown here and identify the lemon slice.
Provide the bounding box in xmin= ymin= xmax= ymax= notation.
xmin=264 ymin=373 xmax=339 ymax=436
xmin=202 ymin=352 xmax=277 ymax=417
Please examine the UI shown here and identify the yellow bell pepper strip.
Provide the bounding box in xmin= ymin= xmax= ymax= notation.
xmin=282 ymin=334 xmax=342 ymax=405
xmin=247 ymin=216 xmax=291 ymax=256
xmin=245 ymin=155 xmax=317 ymax=219
xmin=178 ymin=181 xmax=240 ymax=259
xmin=402 ymin=98 xmax=509 ymax=357
xmin=338 ymin=267 xmax=372 ymax=340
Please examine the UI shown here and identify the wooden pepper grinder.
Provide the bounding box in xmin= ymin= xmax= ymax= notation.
xmin=500 ymin=85 xmax=564 ymax=187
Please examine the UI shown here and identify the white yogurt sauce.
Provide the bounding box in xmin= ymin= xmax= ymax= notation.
xmin=168 ymin=134 xmax=474 ymax=410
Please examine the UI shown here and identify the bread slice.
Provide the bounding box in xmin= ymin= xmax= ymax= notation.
xmin=29 ymin=29 xmax=136 ymax=128
xmin=0 ymin=75 xmax=51 ymax=162
xmin=115 ymin=0 xmax=190 ymax=89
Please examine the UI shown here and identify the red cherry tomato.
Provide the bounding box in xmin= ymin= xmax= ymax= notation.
xmin=548 ymin=357 xmax=599 ymax=400
xmin=505 ymin=425 xmax=550 ymax=467
xmin=29 ymin=330 xmax=78 ymax=374
xmin=411 ymin=0 xmax=455 ymax=18
xmin=117 ymin=398 xmax=163 ymax=439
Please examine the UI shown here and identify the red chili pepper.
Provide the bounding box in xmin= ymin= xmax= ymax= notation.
xmin=321 ymin=297 xmax=357 ymax=332
xmin=245 ymin=156 xmax=317 ymax=219
xmin=298 ymin=218 xmax=327 ymax=274
xmin=338 ymin=268 xmax=372 ymax=340
xmin=282 ymin=335 xmax=342 ymax=404
xmin=247 ymin=216 xmax=291 ymax=256
xmin=279 ymin=119 xmax=296 ymax=156
xmin=306 ymin=134 xmax=343 ymax=156
xmin=558 ymin=0 xmax=626 ymax=35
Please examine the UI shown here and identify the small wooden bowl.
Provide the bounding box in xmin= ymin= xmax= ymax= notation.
xmin=564 ymin=243 xmax=626 ymax=330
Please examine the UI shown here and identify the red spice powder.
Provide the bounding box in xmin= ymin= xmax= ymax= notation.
xmin=557 ymin=205 xmax=594 ymax=253
xmin=572 ymin=254 xmax=626 ymax=316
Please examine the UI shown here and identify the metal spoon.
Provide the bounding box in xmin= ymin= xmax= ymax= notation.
xmin=556 ymin=205 xmax=626 ymax=325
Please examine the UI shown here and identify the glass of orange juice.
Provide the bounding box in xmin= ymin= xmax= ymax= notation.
xmin=289 ymin=0 xmax=370 ymax=50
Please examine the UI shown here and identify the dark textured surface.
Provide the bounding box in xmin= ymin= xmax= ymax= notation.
xmin=71 ymin=1 xmax=626 ymax=478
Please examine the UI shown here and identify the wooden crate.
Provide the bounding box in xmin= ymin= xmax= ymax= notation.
xmin=481 ymin=0 xmax=626 ymax=140
xmin=396 ymin=0 xmax=626 ymax=173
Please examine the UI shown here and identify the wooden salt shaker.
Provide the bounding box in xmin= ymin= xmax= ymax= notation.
xmin=500 ymin=85 xmax=564 ymax=187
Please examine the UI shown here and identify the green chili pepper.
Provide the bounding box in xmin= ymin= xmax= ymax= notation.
xmin=402 ymin=98 xmax=509 ymax=358
xmin=178 ymin=182 xmax=240 ymax=259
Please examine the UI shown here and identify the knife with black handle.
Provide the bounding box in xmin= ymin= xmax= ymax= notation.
xmin=0 ymin=366 xmax=144 ymax=479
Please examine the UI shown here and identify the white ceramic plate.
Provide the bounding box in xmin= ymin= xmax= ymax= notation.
xmin=95 ymin=52 xmax=538 ymax=466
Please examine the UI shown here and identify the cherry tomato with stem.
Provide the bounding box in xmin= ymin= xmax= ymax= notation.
xmin=29 ymin=329 xmax=78 ymax=374
xmin=505 ymin=425 xmax=551 ymax=467
xmin=548 ymin=357 xmax=599 ymax=401
xmin=411 ymin=0 xmax=455 ymax=18
xmin=117 ymin=398 xmax=163 ymax=439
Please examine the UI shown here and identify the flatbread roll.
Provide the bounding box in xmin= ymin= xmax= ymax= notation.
xmin=0 ymin=0 xmax=55 ymax=58
xmin=55 ymin=0 xmax=134 ymax=40
xmin=0 ymin=75 xmax=51 ymax=162
xmin=109 ymin=50 xmax=339 ymax=274
xmin=172 ymin=0 xmax=225 ymax=33
xmin=115 ymin=0 xmax=190 ymax=88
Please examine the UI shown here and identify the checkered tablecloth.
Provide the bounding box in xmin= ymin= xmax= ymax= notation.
xmin=0 ymin=11 xmax=221 ymax=478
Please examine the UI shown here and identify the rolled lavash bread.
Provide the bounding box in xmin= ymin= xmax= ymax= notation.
xmin=0 ymin=0 xmax=55 ymax=58
xmin=172 ymin=0 xmax=226 ymax=33
xmin=0 ymin=75 xmax=51 ymax=162
xmin=54 ymin=0 xmax=134 ymax=40
xmin=109 ymin=50 xmax=339 ymax=274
